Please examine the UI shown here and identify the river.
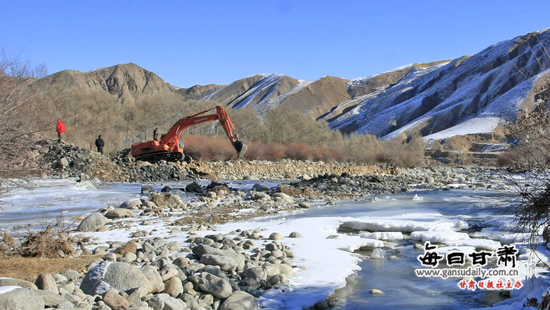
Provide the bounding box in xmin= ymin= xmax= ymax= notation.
xmin=0 ymin=178 xmax=545 ymax=309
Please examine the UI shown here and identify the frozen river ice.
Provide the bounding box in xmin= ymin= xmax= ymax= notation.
xmin=0 ymin=177 xmax=548 ymax=309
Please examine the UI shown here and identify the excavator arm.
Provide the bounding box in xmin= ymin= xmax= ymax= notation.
xmin=130 ymin=106 xmax=247 ymax=162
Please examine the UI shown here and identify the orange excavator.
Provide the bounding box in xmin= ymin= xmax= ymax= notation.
xmin=130 ymin=106 xmax=246 ymax=163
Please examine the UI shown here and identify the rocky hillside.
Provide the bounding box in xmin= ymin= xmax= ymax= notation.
xmin=31 ymin=63 xmax=182 ymax=106
xmin=30 ymin=29 xmax=550 ymax=140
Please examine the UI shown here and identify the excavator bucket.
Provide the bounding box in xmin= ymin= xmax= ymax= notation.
xmin=232 ymin=141 xmax=247 ymax=158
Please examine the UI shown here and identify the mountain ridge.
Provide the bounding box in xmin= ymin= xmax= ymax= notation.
xmin=30 ymin=28 xmax=550 ymax=140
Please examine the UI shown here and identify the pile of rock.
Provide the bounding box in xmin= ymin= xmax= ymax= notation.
xmin=0 ymin=225 xmax=298 ymax=310
xmin=284 ymin=165 xmax=507 ymax=200
xmin=191 ymin=160 xmax=388 ymax=180
xmin=33 ymin=139 xmax=197 ymax=182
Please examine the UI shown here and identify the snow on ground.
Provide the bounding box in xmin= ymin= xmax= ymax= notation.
xmin=0 ymin=285 xmax=20 ymax=295
xmin=423 ymin=116 xmax=502 ymax=140
xmin=3 ymin=180 xmax=550 ymax=309
xmin=340 ymin=214 xmax=469 ymax=233
xmin=194 ymin=217 xmax=370 ymax=309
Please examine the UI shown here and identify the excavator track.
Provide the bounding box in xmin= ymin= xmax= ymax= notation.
xmin=133 ymin=151 xmax=184 ymax=163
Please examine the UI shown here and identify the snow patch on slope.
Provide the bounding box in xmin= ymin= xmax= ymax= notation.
xmin=255 ymin=79 xmax=313 ymax=113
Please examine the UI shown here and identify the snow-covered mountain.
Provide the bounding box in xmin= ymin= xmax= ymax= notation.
xmin=33 ymin=29 xmax=550 ymax=140
xmin=190 ymin=29 xmax=550 ymax=139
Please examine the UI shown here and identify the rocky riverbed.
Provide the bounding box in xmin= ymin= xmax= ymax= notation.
xmin=0 ymin=139 xmax=518 ymax=309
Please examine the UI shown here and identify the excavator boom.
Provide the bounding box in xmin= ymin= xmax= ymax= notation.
xmin=130 ymin=106 xmax=246 ymax=162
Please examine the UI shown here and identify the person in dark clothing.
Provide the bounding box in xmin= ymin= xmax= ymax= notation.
xmin=153 ymin=127 xmax=159 ymax=141
xmin=95 ymin=135 xmax=105 ymax=154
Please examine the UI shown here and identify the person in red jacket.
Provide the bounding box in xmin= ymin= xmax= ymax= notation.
xmin=56 ymin=120 xmax=65 ymax=143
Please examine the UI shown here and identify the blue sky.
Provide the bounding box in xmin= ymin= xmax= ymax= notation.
xmin=2 ymin=0 xmax=550 ymax=88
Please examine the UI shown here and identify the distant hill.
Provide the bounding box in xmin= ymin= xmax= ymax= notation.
xmin=31 ymin=29 xmax=550 ymax=141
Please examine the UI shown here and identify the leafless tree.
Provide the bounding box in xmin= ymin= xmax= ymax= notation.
xmin=0 ymin=48 xmax=49 ymax=194
xmin=500 ymin=105 xmax=550 ymax=245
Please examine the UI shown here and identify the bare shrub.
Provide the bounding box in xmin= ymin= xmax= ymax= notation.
xmin=242 ymin=141 xmax=268 ymax=161
xmin=114 ymin=241 xmax=137 ymax=256
xmin=261 ymin=142 xmax=286 ymax=161
xmin=500 ymin=106 xmax=550 ymax=172
xmin=18 ymin=226 xmax=77 ymax=258
xmin=208 ymin=138 xmax=238 ymax=161
xmin=312 ymin=147 xmax=341 ymax=162
xmin=182 ymin=135 xmax=214 ymax=161
xmin=389 ymin=135 xmax=426 ymax=167
xmin=0 ymin=48 xmax=52 ymax=186
xmin=503 ymin=105 xmax=550 ymax=245
xmin=285 ymin=143 xmax=312 ymax=161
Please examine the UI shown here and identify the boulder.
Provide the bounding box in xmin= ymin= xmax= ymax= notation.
xmin=77 ymin=213 xmax=109 ymax=232
xmin=105 ymin=208 xmax=134 ymax=219
xmin=252 ymin=183 xmax=268 ymax=191
xmin=103 ymin=290 xmax=129 ymax=310
xmin=36 ymin=290 xmax=66 ymax=308
xmin=192 ymin=245 xmax=245 ymax=271
xmin=370 ymin=289 xmax=385 ymax=296
xmin=269 ymin=232 xmax=283 ymax=241
xmin=289 ymin=231 xmax=302 ymax=238
xmin=200 ymin=254 xmax=238 ymax=272
xmin=0 ymin=287 xmax=45 ymax=310
xmin=186 ymin=182 xmax=205 ymax=194
xmin=150 ymin=193 xmax=185 ymax=209
xmin=275 ymin=263 xmax=294 ymax=275
xmin=249 ymin=191 xmax=270 ymax=201
xmin=123 ymin=199 xmax=142 ymax=209
xmin=181 ymin=293 xmax=201 ymax=309
xmin=0 ymin=278 xmax=37 ymax=290
xmin=59 ymin=270 xmax=81 ymax=281
xmin=141 ymin=266 xmax=165 ymax=293
xmin=35 ymin=273 xmax=58 ymax=293
xmin=59 ymin=157 xmax=69 ymax=168
xmin=243 ymin=267 xmax=267 ymax=281
xmin=80 ymin=262 xmax=153 ymax=298
xmin=192 ymin=272 xmax=232 ymax=299
xmin=162 ymin=277 xmax=183 ymax=298
xmin=146 ymin=293 xmax=186 ymax=310
xmin=271 ymin=192 xmax=294 ymax=203
xmin=220 ymin=291 xmax=258 ymax=310
xmin=141 ymin=185 xmax=156 ymax=195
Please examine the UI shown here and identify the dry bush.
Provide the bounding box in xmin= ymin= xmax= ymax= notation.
xmin=207 ymin=138 xmax=238 ymax=161
xmin=516 ymin=182 xmax=550 ymax=244
xmin=278 ymin=185 xmax=304 ymax=196
xmin=0 ymin=232 xmax=16 ymax=255
xmin=0 ymin=48 xmax=53 ymax=184
xmin=182 ymin=135 xmax=239 ymax=161
xmin=388 ymin=135 xmax=426 ymax=167
xmin=226 ymin=106 xmax=265 ymax=142
xmin=285 ymin=143 xmax=312 ymax=161
xmin=18 ymin=226 xmax=77 ymax=258
xmin=500 ymin=106 xmax=550 ymax=172
xmin=114 ymin=240 xmax=137 ymax=256
xmin=242 ymin=141 xmax=288 ymax=161
xmin=179 ymin=131 xmax=426 ymax=167
xmin=262 ymin=106 xmax=332 ymax=146
xmin=312 ymin=147 xmax=341 ymax=162
xmin=241 ymin=141 xmax=267 ymax=160
xmin=182 ymin=135 xmax=215 ymax=161
xmin=260 ymin=142 xmax=286 ymax=161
